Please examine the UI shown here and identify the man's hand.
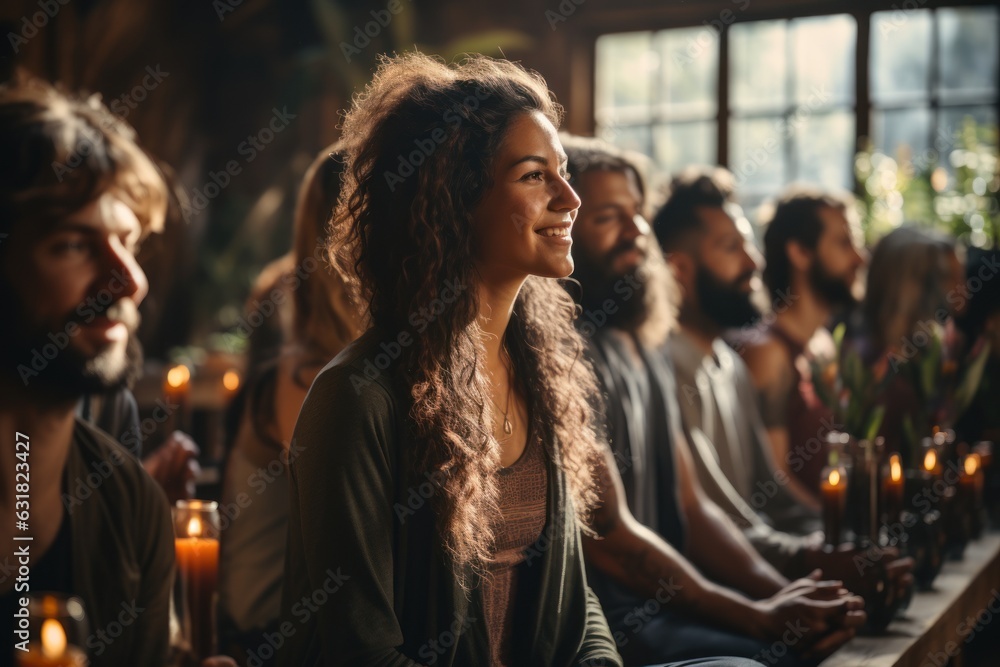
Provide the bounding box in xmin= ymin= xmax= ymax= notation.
xmin=803 ymin=542 xmax=914 ymax=606
xmin=142 ymin=430 xmax=200 ymax=504
xmin=751 ymin=570 xmax=866 ymax=659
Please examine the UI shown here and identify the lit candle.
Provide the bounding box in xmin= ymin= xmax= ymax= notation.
xmin=882 ymin=453 xmax=904 ymax=526
xmin=822 ymin=466 xmax=847 ymax=546
xmin=164 ymin=364 xmax=192 ymax=431
xmin=175 ymin=510 xmax=220 ymax=659
xmin=17 ymin=618 xmax=87 ymax=667
xmin=960 ymin=454 xmax=983 ymax=503
xmin=922 ymin=445 xmax=942 ymax=486
xmin=222 ymin=369 xmax=240 ymax=398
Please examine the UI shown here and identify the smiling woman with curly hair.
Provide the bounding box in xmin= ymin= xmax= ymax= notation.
xmin=278 ymin=53 xmax=621 ymax=667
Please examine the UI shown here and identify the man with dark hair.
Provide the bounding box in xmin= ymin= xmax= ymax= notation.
xmin=0 ymin=75 xmax=231 ymax=667
xmin=738 ymin=186 xmax=865 ymax=499
xmin=655 ymin=169 xmax=823 ymax=529
xmin=564 ymin=136 xmax=866 ymax=667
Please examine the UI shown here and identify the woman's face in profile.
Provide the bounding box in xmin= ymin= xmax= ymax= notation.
xmin=471 ymin=110 xmax=581 ymax=284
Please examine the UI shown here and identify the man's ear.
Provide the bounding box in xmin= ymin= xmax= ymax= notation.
xmin=786 ymin=239 xmax=812 ymax=273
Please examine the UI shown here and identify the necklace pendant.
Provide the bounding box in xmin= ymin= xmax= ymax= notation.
xmin=503 ymin=417 xmax=512 ymax=435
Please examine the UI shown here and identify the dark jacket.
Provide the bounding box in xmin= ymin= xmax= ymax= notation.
xmin=67 ymin=419 xmax=175 ymax=666
xmin=278 ymin=329 xmax=622 ymax=667
xmin=584 ymin=329 xmax=687 ymax=618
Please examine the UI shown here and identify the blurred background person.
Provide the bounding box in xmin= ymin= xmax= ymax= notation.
xmin=738 ymin=187 xmax=866 ymax=501
xmin=858 ymin=226 xmax=966 ymax=458
xmin=656 ymin=168 xmax=823 ymax=529
xmin=218 ymin=142 xmax=364 ymax=664
xmin=956 ymin=247 xmax=1000 ymax=443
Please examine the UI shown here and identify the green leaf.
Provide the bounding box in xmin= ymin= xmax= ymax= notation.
xmin=832 ymin=322 xmax=846 ymax=350
xmin=865 ymin=404 xmax=886 ymax=443
xmin=955 ymin=341 xmax=992 ymax=417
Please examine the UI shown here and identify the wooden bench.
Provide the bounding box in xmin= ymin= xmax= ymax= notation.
xmin=822 ymin=532 xmax=1000 ymax=666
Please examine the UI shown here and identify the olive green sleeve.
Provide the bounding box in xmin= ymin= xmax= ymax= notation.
xmin=575 ymin=585 xmax=624 ymax=667
xmin=282 ymin=364 xmax=428 ymax=667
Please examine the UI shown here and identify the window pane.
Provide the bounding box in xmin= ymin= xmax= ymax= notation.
xmin=596 ymin=32 xmax=655 ymax=123
xmin=731 ymin=20 xmax=787 ymax=113
xmin=793 ymin=110 xmax=855 ymax=190
xmin=729 ymin=116 xmax=786 ymax=193
xmin=871 ymin=108 xmax=932 ymax=160
xmin=653 ymin=121 xmax=715 ymax=174
xmin=791 ymin=15 xmax=856 ymax=106
xmin=656 ymin=27 xmax=718 ymax=118
xmin=938 ymin=7 xmax=999 ymax=96
xmin=870 ymin=10 xmax=931 ymax=105
xmin=603 ymin=124 xmax=653 ymax=156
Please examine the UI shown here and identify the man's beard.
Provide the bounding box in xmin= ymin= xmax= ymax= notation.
xmin=696 ymin=266 xmax=761 ymax=329
xmin=572 ymin=238 xmax=675 ymax=338
xmin=0 ymin=296 xmax=143 ymax=401
xmin=808 ymin=258 xmax=856 ymax=309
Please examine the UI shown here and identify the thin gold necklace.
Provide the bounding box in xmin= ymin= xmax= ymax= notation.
xmin=489 ymin=347 xmax=514 ymax=436
xmin=490 ymin=382 xmax=513 ymax=435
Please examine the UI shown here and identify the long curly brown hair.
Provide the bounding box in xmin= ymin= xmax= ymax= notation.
xmin=330 ymin=52 xmax=604 ymax=577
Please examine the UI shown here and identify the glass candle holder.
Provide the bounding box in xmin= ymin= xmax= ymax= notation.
xmin=173 ymin=499 xmax=220 ymax=662
xmin=16 ymin=594 xmax=89 ymax=667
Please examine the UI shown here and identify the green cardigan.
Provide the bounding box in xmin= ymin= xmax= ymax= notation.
xmin=278 ymin=329 xmax=622 ymax=667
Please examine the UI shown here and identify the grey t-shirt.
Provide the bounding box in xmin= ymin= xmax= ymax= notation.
xmin=664 ymin=329 xmax=818 ymax=536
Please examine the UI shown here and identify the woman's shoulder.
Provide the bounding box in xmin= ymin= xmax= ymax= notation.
xmin=304 ymin=327 xmax=407 ymax=415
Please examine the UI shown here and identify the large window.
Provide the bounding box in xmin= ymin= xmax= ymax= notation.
xmin=595 ymin=27 xmax=719 ymax=173
xmin=870 ymin=8 xmax=998 ymax=167
xmin=595 ymin=5 xmax=999 ymax=222
xmin=729 ymin=14 xmax=856 ymax=208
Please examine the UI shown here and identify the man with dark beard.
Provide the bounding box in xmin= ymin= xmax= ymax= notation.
xmin=564 ymin=136 xmax=866 ymax=667
xmin=737 ymin=188 xmax=865 ymax=501
xmin=656 ymin=168 xmax=822 ymax=532
xmin=0 ymin=76 xmax=231 ymax=667
xmin=655 ymin=168 xmax=912 ymax=621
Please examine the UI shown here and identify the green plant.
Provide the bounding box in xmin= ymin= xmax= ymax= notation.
xmin=855 ymin=117 xmax=999 ymax=248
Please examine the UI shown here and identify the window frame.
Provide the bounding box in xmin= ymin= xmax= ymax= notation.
xmin=572 ymin=0 xmax=1000 ymax=187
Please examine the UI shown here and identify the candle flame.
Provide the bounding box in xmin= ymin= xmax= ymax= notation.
xmin=965 ymin=455 xmax=978 ymax=476
xmin=222 ymin=370 xmax=240 ymax=391
xmin=166 ymin=365 xmax=190 ymax=389
xmin=890 ymin=455 xmax=902 ymax=482
xmin=187 ymin=515 xmax=203 ymax=537
xmin=41 ymin=618 xmax=67 ymax=657
xmin=924 ymin=449 xmax=937 ymax=472
xmin=828 ymin=469 xmax=841 ymax=486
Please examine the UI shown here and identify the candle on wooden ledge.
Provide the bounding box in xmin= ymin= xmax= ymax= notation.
xmin=174 ymin=500 xmax=220 ymax=661
xmin=960 ymin=454 xmax=983 ymax=503
xmin=922 ymin=439 xmax=943 ymax=488
xmin=17 ymin=596 xmax=88 ymax=667
xmin=164 ymin=363 xmax=192 ymax=431
xmin=222 ymin=369 xmax=240 ymax=397
xmin=882 ymin=453 xmax=905 ymax=527
xmin=821 ymin=462 xmax=847 ymax=547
